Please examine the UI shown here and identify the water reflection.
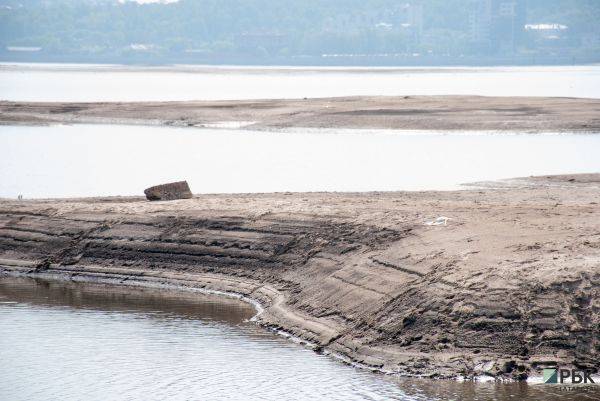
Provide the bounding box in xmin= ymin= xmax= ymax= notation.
xmin=388 ymin=378 xmax=599 ymax=401
xmin=0 ymin=277 xmax=255 ymax=324
xmin=0 ymin=276 xmax=596 ymax=401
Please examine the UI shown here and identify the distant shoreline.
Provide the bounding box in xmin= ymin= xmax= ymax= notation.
xmin=2 ymin=95 xmax=600 ymax=132
xmin=2 ymin=62 xmax=599 ymax=73
xmin=2 ymin=54 xmax=599 ymax=68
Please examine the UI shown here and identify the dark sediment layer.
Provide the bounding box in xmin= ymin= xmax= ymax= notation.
xmin=1 ymin=174 xmax=599 ymax=379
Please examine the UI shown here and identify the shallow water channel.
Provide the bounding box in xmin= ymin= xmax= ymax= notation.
xmin=0 ymin=276 xmax=593 ymax=401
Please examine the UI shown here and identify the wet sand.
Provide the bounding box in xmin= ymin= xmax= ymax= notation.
xmin=2 ymin=95 xmax=600 ymax=132
xmin=1 ymin=173 xmax=599 ymax=380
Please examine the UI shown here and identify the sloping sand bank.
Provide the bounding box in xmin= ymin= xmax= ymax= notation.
xmin=1 ymin=174 xmax=599 ymax=379
xmin=2 ymin=95 xmax=600 ymax=132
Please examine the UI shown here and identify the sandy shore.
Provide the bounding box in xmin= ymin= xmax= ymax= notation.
xmin=2 ymin=95 xmax=600 ymax=132
xmin=1 ymin=173 xmax=599 ymax=380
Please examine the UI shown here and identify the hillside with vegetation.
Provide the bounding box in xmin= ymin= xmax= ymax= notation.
xmin=0 ymin=0 xmax=598 ymax=64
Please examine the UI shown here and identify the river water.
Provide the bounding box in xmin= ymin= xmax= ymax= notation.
xmin=1 ymin=124 xmax=600 ymax=198
xmin=1 ymin=64 xmax=600 ymax=101
xmin=0 ymin=276 xmax=589 ymax=401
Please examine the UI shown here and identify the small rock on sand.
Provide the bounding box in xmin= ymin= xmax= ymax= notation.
xmin=144 ymin=181 xmax=193 ymax=201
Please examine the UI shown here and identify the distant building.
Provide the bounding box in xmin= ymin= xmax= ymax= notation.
xmin=525 ymin=24 xmax=568 ymax=39
xmin=321 ymin=1 xmax=423 ymax=51
xmin=398 ymin=1 xmax=423 ymax=44
xmin=524 ymin=24 xmax=572 ymax=52
xmin=321 ymin=2 xmax=422 ymax=35
xmin=468 ymin=0 xmax=526 ymax=53
xmin=469 ymin=0 xmax=491 ymax=44
xmin=6 ymin=46 xmax=42 ymax=52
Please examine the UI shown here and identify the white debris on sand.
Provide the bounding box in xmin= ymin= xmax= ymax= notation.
xmin=425 ymin=216 xmax=451 ymax=226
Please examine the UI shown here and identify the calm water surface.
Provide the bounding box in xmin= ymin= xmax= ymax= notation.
xmin=1 ymin=64 xmax=599 ymax=101
xmin=1 ymin=124 xmax=600 ymax=198
xmin=0 ymin=276 xmax=591 ymax=401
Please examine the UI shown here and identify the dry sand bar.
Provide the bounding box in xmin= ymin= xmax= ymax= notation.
xmin=2 ymin=95 xmax=600 ymax=132
xmin=1 ymin=174 xmax=599 ymax=379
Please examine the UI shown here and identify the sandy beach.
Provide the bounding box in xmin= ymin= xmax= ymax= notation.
xmin=1 ymin=173 xmax=599 ymax=379
xmin=2 ymin=95 xmax=600 ymax=132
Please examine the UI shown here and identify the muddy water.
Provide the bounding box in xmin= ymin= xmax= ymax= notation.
xmin=0 ymin=276 xmax=592 ymax=401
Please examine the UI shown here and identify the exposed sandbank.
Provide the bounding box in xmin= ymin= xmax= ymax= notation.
xmin=1 ymin=173 xmax=599 ymax=380
xmin=2 ymin=95 xmax=600 ymax=132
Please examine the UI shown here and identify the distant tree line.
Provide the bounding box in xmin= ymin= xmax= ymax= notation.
xmin=0 ymin=0 xmax=598 ymax=62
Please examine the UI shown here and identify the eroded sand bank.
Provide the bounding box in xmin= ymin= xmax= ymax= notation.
xmin=1 ymin=174 xmax=599 ymax=379
xmin=2 ymin=95 xmax=600 ymax=132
